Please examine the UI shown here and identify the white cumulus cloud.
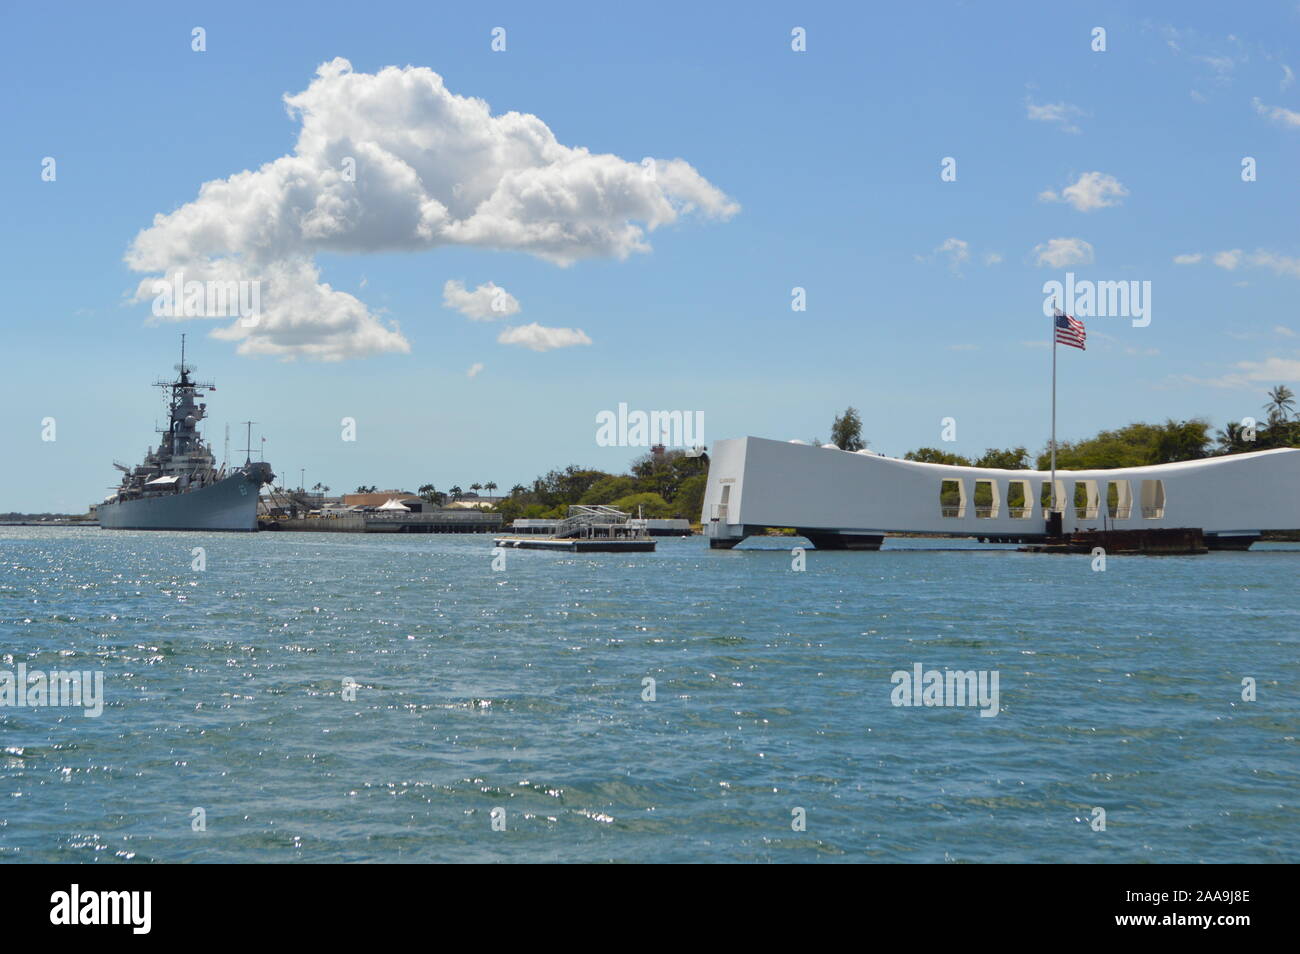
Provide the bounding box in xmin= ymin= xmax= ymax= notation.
xmin=1244 ymin=249 xmax=1300 ymax=278
xmin=916 ymin=237 xmax=1002 ymax=273
xmin=442 ymin=280 xmax=520 ymax=321
xmin=1032 ymin=238 xmax=1094 ymax=268
xmin=1213 ymin=249 xmax=1244 ymax=270
xmin=126 ymin=58 xmax=737 ymax=360
xmin=466 ymin=362 xmax=485 ymax=377
xmin=935 ymin=237 xmax=969 ymax=271
xmin=1253 ymin=96 xmax=1300 ymax=128
xmin=497 ymin=323 xmax=592 ymax=352
xmin=1199 ymin=356 xmax=1300 ymax=388
xmin=1039 ymin=171 xmax=1128 ymax=212
xmin=1183 ymin=249 xmax=1300 ymax=280
xmin=1026 ymin=99 xmax=1085 ymax=134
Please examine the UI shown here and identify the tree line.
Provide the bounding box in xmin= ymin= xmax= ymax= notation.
xmin=828 ymin=386 xmax=1299 ymax=471
xmin=491 ymin=450 xmax=708 ymax=524
xmin=348 ymin=482 xmax=500 ymax=503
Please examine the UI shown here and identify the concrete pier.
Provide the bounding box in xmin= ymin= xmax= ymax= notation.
xmin=265 ymin=511 xmax=501 ymax=533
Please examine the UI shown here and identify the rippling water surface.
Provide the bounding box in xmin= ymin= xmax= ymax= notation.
xmin=1 ymin=527 xmax=1296 ymax=863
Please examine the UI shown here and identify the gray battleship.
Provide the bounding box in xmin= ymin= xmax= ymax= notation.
xmin=98 ymin=338 xmax=274 ymax=531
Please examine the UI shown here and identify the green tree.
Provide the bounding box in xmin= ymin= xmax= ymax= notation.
xmin=904 ymin=447 xmax=972 ymax=466
xmin=493 ymin=497 xmax=523 ymax=524
xmin=629 ymin=450 xmax=704 ymax=502
xmin=1034 ymin=419 xmax=1210 ymax=469
xmin=1152 ymin=419 xmax=1210 ymax=463
xmin=974 ymin=447 xmax=1029 ymax=469
xmin=531 ymin=467 xmax=611 ymax=507
xmin=672 ymin=473 xmax=708 ymax=521
xmin=1259 ymin=417 xmax=1300 ymax=450
xmin=485 ymin=481 xmax=498 ymax=497
xmin=1210 ymin=388 xmax=1300 ymax=455
xmin=612 ymin=492 xmax=673 ymax=517
xmin=830 ymin=406 xmax=866 ymax=451
xmin=579 ymin=475 xmax=637 ymax=505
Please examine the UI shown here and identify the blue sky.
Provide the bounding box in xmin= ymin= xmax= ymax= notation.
xmin=3 ymin=1 xmax=1299 ymax=511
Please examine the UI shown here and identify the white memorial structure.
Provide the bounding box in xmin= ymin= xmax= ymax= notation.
xmin=702 ymin=437 xmax=1300 ymax=551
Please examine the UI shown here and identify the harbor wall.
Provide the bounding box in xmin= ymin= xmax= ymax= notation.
xmin=268 ymin=511 xmax=501 ymax=533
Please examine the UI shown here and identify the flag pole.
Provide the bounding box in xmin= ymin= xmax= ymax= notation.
xmin=1050 ymin=300 xmax=1058 ymax=519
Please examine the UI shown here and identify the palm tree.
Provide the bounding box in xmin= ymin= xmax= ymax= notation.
xmin=449 ymin=485 xmax=462 ymax=500
xmin=510 ymin=484 xmax=526 ymax=497
xmin=485 ymin=481 xmax=498 ymax=498
xmin=470 ymin=482 xmax=483 ymax=496
xmin=1215 ymin=421 xmax=1248 ymax=455
xmin=1264 ymin=385 xmax=1296 ymax=426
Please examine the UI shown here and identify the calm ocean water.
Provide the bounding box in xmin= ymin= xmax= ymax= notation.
xmin=1 ymin=526 xmax=1296 ymax=863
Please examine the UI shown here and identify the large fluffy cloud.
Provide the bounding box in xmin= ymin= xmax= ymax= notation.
xmin=126 ymin=57 xmax=738 ymax=360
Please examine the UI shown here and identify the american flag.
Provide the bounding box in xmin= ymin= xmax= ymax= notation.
xmin=1054 ymin=313 xmax=1086 ymax=350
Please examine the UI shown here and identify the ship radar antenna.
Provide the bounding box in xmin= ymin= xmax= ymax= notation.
xmin=173 ymin=333 xmax=198 ymax=382
xmin=240 ymin=421 xmax=257 ymax=466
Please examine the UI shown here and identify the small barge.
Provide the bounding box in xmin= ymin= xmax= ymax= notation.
xmin=1019 ymin=527 xmax=1210 ymax=555
xmin=494 ymin=505 xmax=656 ymax=553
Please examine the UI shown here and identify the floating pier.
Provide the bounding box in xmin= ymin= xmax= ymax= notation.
xmin=494 ymin=535 xmax=655 ymax=552
xmin=494 ymin=505 xmax=656 ymax=553
xmin=511 ymin=516 xmax=692 ymax=536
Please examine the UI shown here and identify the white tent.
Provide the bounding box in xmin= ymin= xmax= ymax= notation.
xmin=377 ymin=497 xmax=410 ymax=512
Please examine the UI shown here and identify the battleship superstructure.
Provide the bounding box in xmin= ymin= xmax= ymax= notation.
xmin=97 ymin=338 xmax=274 ymax=531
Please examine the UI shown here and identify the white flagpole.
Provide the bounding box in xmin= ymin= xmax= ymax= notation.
xmin=1050 ymin=301 xmax=1058 ymax=518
